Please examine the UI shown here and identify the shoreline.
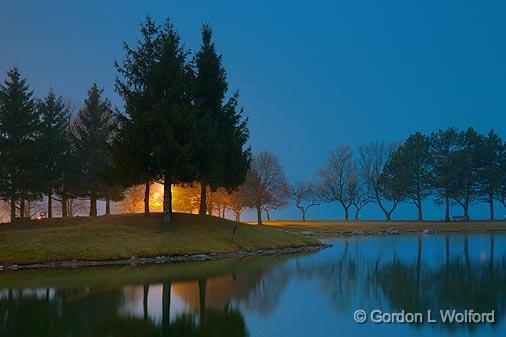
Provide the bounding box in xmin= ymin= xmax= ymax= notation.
xmin=296 ymin=228 xmax=506 ymax=237
xmin=0 ymin=243 xmax=329 ymax=272
xmin=269 ymin=220 xmax=506 ymax=237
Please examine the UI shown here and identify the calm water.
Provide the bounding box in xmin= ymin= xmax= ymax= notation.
xmin=1 ymin=233 xmax=506 ymax=337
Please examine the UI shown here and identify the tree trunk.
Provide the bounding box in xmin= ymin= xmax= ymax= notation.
xmin=10 ymin=198 xmax=16 ymax=222
xmin=445 ymin=234 xmax=449 ymax=267
xmin=234 ymin=211 xmax=241 ymax=222
xmin=417 ymin=204 xmax=423 ymax=221
xmin=444 ymin=195 xmax=450 ymax=223
xmin=144 ymin=180 xmax=150 ymax=215
xmin=47 ymin=193 xmax=52 ymax=218
xmin=221 ymin=207 xmax=225 ymax=218
xmin=20 ymin=200 xmax=25 ymax=218
xmin=143 ymin=284 xmax=149 ymax=321
xmin=256 ymin=206 xmax=262 ymax=225
xmin=343 ymin=206 xmax=349 ymax=220
xmin=301 ymin=209 xmax=306 ymax=222
xmin=464 ymin=234 xmax=471 ymax=279
xmin=61 ymin=196 xmax=68 ymax=218
xmin=354 ymin=208 xmax=360 ymax=220
xmin=463 ymin=204 xmax=469 ymax=221
xmin=266 ymin=209 xmax=271 ymax=221
xmin=490 ymin=233 xmax=495 ymax=275
xmin=416 ymin=234 xmax=422 ymax=299
xmin=489 ymin=193 xmax=495 ymax=220
xmin=162 ymin=281 xmax=171 ymax=331
xmin=89 ymin=195 xmax=97 ymax=217
xmin=199 ymin=279 xmax=206 ymax=321
xmin=105 ymin=199 xmax=111 ymax=215
xmin=69 ymin=199 xmax=74 ymax=217
xmin=199 ymin=181 xmax=207 ymax=216
xmin=375 ymin=191 xmax=390 ymax=221
xmin=163 ymin=175 xmax=172 ymax=224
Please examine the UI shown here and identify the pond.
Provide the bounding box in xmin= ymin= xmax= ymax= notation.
xmin=1 ymin=233 xmax=505 ymax=337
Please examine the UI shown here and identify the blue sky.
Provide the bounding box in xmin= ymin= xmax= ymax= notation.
xmin=1 ymin=0 xmax=506 ymax=220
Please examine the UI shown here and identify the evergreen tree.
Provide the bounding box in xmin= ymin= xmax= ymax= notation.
xmin=150 ymin=19 xmax=196 ymax=223
xmin=220 ymin=92 xmax=251 ymax=192
xmin=400 ymin=132 xmax=433 ymax=221
xmin=54 ymin=118 xmax=81 ymax=217
xmin=114 ymin=16 xmax=161 ymax=215
xmin=0 ymin=68 xmax=42 ymax=221
xmin=74 ymin=83 xmax=115 ymax=216
xmin=478 ymin=130 xmax=503 ymax=220
xmin=448 ymin=128 xmax=484 ymax=220
xmin=377 ymin=148 xmax=406 ymax=221
xmin=194 ymin=24 xmax=250 ymax=215
xmin=498 ymin=141 xmax=506 ymax=215
xmin=194 ymin=24 xmax=229 ymax=215
xmin=430 ymin=128 xmax=461 ymax=222
xmin=38 ymin=89 xmax=70 ymax=218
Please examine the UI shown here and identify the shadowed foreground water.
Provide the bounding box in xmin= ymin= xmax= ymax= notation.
xmin=1 ymin=233 xmax=506 ymax=337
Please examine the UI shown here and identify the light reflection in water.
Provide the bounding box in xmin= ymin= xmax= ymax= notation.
xmin=1 ymin=233 xmax=506 ymax=337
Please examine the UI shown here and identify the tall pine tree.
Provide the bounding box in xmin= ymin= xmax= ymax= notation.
xmin=194 ymin=24 xmax=250 ymax=215
xmin=430 ymin=128 xmax=461 ymax=222
xmin=194 ymin=24 xmax=229 ymax=215
xmin=0 ymin=68 xmax=42 ymax=221
xmin=74 ymin=83 xmax=115 ymax=216
xmin=114 ymin=16 xmax=160 ymax=215
xmin=38 ymin=89 xmax=70 ymax=218
xmin=479 ymin=130 xmax=503 ymax=220
xmin=151 ymin=19 xmax=196 ymax=223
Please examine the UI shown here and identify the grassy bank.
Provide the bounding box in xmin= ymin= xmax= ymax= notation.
xmin=0 ymin=254 xmax=296 ymax=288
xmin=264 ymin=219 xmax=506 ymax=236
xmin=0 ymin=213 xmax=318 ymax=266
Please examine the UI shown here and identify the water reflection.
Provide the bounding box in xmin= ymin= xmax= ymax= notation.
xmin=1 ymin=233 xmax=506 ymax=337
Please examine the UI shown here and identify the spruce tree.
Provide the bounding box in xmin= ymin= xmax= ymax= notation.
xmin=430 ymin=128 xmax=461 ymax=222
xmin=194 ymin=24 xmax=250 ymax=215
xmin=448 ymin=128 xmax=484 ymax=220
xmin=74 ymin=83 xmax=115 ymax=216
xmin=54 ymin=119 xmax=81 ymax=218
xmin=0 ymin=68 xmax=41 ymax=221
xmin=38 ymin=89 xmax=70 ymax=218
xmin=479 ymin=130 xmax=503 ymax=220
xmin=114 ymin=16 xmax=161 ymax=215
xmin=399 ymin=132 xmax=433 ymax=221
xmin=151 ymin=19 xmax=196 ymax=223
xmin=194 ymin=24 xmax=228 ymax=215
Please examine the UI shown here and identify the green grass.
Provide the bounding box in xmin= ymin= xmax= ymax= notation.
xmin=0 ymin=213 xmax=318 ymax=266
xmin=0 ymin=254 xmax=298 ymax=288
xmin=263 ymin=219 xmax=506 ymax=235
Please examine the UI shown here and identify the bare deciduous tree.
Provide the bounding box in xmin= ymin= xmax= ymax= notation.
xmin=317 ymin=145 xmax=355 ymax=220
xmin=358 ymin=141 xmax=399 ymax=221
xmin=244 ymin=151 xmax=289 ymax=225
xmin=348 ymin=167 xmax=370 ymax=220
xmin=227 ymin=186 xmax=253 ymax=222
xmin=291 ymin=180 xmax=320 ymax=221
xmin=121 ymin=185 xmax=146 ymax=213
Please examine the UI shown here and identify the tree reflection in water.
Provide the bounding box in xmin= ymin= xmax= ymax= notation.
xmin=1 ymin=234 xmax=506 ymax=336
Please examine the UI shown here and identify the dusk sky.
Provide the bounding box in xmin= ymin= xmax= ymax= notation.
xmin=1 ymin=0 xmax=506 ymax=220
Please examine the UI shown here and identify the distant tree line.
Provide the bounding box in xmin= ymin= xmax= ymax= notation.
xmin=290 ymin=128 xmax=506 ymax=222
xmin=0 ymin=16 xmax=250 ymax=223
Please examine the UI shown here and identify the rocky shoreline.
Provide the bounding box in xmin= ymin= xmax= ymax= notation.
xmin=296 ymin=227 xmax=506 ymax=237
xmin=0 ymin=243 xmax=330 ymax=272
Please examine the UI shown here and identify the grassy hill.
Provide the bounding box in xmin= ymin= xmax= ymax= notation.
xmin=0 ymin=213 xmax=318 ymax=266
